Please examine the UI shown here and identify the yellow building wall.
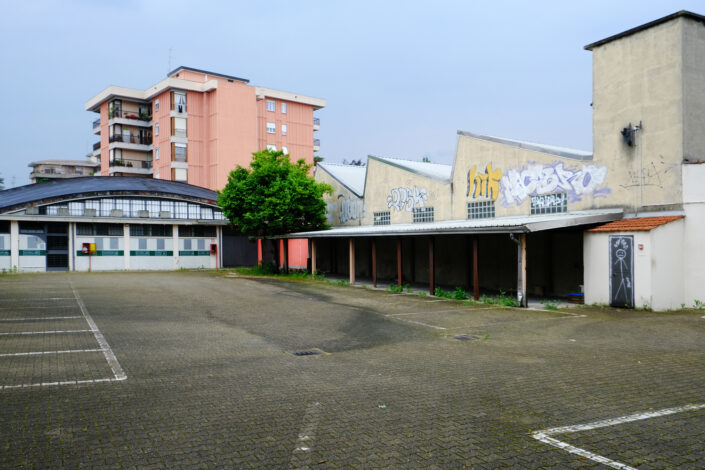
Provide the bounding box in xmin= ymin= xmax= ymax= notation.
xmin=315 ymin=167 xmax=366 ymax=227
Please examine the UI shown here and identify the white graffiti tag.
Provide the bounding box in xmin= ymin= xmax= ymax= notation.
xmin=386 ymin=186 xmax=428 ymax=211
xmin=338 ymin=195 xmax=365 ymax=224
xmin=500 ymin=162 xmax=609 ymax=206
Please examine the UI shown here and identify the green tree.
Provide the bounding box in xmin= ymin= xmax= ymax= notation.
xmin=218 ymin=150 xmax=332 ymax=266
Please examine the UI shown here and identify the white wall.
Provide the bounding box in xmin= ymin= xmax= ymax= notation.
xmin=584 ymin=232 xmax=610 ymax=305
xmin=74 ymin=235 xmax=125 ymax=271
xmin=0 ymin=233 xmax=10 ymax=271
xmin=18 ymin=233 xmax=45 ymax=272
xmin=632 ymin=232 xmax=652 ymax=310
xmin=130 ymin=237 xmax=174 ymax=270
xmin=177 ymin=237 xmax=215 ymax=269
xmin=650 ymin=220 xmax=685 ymax=310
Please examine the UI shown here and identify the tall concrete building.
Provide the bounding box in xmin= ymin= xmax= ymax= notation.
xmin=86 ymin=66 xmax=325 ymax=191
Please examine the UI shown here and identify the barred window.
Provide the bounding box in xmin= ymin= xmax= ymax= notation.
xmin=213 ymin=211 xmax=225 ymax=220
xmin=373 ymin=211 xmax=390 ymax=226
xmin=174 ymin=202 xmax=188 ymax=219
xmin=147 ymin=200 xmax=160 ymax=218
xmin=412 ymin=207 xmax=434 ymax=223
xmin=100 ymin=199 xmax=114 ymax=217
xmin=76 ymin=223 xmax=124 ymax=236
xmin=130 ymin=224 xmax=173 ymax=237
xmin=530 ymin=193 xmax=567 ymax=215
xmin=69 ymin=202 xmax=84 ymax=216
xmin=200 ymin=207 xmax=213 ymax=220
xmin=467 ymin=200 xmax=495 ymax=219
xmin=160 ymin=200 xmax=174 ymax=217
xmin=115 ymin=199 xmax=130 ymax=215
xmin=188 ymin=204 xmax=200 ymax=219
xmin=179 ymin=226 xmax=216 ymax=237
xmin=130 ymin=199 xmax=146 ymax=218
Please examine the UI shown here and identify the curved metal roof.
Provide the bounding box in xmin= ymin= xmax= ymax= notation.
xmin=0 ymin=177 xmax=218 ymax=213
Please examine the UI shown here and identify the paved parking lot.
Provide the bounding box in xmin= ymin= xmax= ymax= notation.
xmin=1 ymin=271 xmax=704 ymax=468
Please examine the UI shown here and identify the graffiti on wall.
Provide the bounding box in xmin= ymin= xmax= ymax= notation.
xmin=499 ymin=162 xmax=609 ymax=207
xmin=326 ymin=194 xmax=365 ymax=225
xmin=387 ymin=186 xmax=428 ymax=211
xmin=467 ymin=163 xmax=502 ymax=200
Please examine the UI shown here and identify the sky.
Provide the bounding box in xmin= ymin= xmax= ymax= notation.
xmin=0 ymin=0 xmax=702 ymax=189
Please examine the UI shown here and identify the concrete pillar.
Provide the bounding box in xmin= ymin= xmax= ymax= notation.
xmin=311 ymin=239 xmax=317 ymax=275
xmin=349 ymin=238 xmax=355 ymax=285
xmin=124 ymin=223 xmax=130 ymax=270
xmin=371 ymin=238 xmax=377 ymax=288
xmin=517 ymin=233 xmax=527 ymax=307
xmin=173 ymin=224 xmax=179 ymax=269
xmin=10 ymin=220 xmax=19 ymax=269
xmin=429 ymin=236 xmax=435 ymax=296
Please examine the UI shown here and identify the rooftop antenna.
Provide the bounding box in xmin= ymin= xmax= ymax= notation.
xmin=168 ymin=47 xmax=173 ymax=74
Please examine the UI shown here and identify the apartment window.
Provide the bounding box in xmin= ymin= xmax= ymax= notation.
xmin=374 ymin=211 xmax=391 ymax=226
xmin=412 ymin=207 xmax=434 ymax=223
xmin=155 ymin=99 xmax=159 ymax=111
xmin=155 ymin=147 xmax=159 ymax=160
xmin=282 ymin=146 xmax=288 ymax=155
xmin=173 ymin=143 xmax=187 ymax=162
xmin=266 ymin=122 xmax=276 ymax=134
xmin=155 ymin=123 xmax=160 ymax=135
xmin=173 ymin=168 xmax=187 ymax=182
xmin=281 ymin=102 xmax=287 ymax=114
xmin=173 ymin=92 xmax=186 ymax=113
xmin=173 ymin=117 xmax=186 ymax=137
xmin=282 ymin=124 xmax=287 ymax=135
xmin=266 ymin=100 xmax=275 ymax=112
xmin=75 ymin=168 xmax=83 ymax=175
xmin=266 ymin=145 xmax=277 ymax=151
xmin=530 ymin=193 xmax=567 ymax=215
xmin=467 ymin=200 xmax=495 ymax=219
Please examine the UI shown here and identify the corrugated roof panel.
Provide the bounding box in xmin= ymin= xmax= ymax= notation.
xmin=588 ymin=216 xmax=684 ymax=232
xmin=373 ymin=156 xmax=453 ymax=181
xmin=317 ymin=163 xmax=366 ymax=196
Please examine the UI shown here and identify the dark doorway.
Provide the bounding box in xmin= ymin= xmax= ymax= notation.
xmin=222 ymin=227 xmax=258 ymax=267
xmin=609 ymin=235 xmax=634 ymax=308
xmin=46 ymin=223 xmax=69 ymax=271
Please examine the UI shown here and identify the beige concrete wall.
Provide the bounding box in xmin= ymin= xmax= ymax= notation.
xmin=315 ymin=167 xmax=366 ymax=227
xmin=591 ymin=17 xmax=685 ymax=211
xmin=362 ymin=158 xmax=451 ymax=225
xmin=452 ymin=135 xmax=611 ymax=219
xmin=683 ymin=19 xmax=705 ymax=162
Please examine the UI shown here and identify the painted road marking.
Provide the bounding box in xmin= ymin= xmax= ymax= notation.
xmin=70 ymin=281 xmax=126 ymax=381
xmin=0 ymin=348 xmax=104 ymax=357
xmin=0 ymin=316 xmax=82 ymax=322
xmin=394 ymin=318 xmax=447 ymax=330
xmin=532 ymin=403 xmax=705 ymax=469
xmin=290 ymin=402 xmax=322 ymax=469
xmin=387 ymin=309 xmax=460 ymax=317
xmin=0 ymin=330 xmax=91 ymax=336
xmin=1 ymin=377 xmax=123 ymax=390
xmin=0 ymin=298 xmax=75 ymax=302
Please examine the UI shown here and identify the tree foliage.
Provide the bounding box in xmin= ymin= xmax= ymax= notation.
xmin=217 ymin=150 xmax=332 ymax=237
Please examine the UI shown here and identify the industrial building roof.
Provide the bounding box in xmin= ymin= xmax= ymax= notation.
xmin=584 ymin=11 xmax=705 ymax=51
xmin=371 ymin=156 xmax=453 ymax=182
xmin=316 ymin=163 xmax=367 ymax=197
xmin=284 ymin=208 xmax=623 ymax=238
xmin=0 ymin=177 xmax=218 ymax=213
xmin=588 ymin=216 xmax=684 ymax=232
xmin=457 ymin=131 xmax=593 ymax=161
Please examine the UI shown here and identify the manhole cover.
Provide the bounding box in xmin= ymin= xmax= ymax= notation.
xmin=290 ymin=349 xmax=324 ymax=357
xmin=453 ymin=335 xmax=478 ymax=341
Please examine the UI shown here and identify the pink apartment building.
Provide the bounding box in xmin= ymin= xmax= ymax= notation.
xmin=86 ymin=66 xmax=325 ymax=267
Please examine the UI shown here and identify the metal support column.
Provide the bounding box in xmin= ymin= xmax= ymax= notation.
xmin=371 ymin=238 xmax=377 ymax=288
xmin=349 ymin=238 xmax=355 ymax=285
xmin=429 ymin=236 xmax=435 ymax=296
xmin=396 ymin=238 xmax=402 ymax=286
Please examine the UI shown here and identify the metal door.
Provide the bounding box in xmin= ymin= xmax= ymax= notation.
xmin=609 ymin=235 xmax=634 ymax=308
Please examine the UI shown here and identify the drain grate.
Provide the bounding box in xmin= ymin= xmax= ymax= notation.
xmin=290 ymin=349 xmax=323 ymax=357
xmin=453 ymin=334 xmax=478 ymax=341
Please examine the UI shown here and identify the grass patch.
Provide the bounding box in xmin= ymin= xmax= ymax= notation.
xmin=480 ymin=290 xmax=519 ymax=308
xmin=540 ymin=299 xmax=560 ymax=310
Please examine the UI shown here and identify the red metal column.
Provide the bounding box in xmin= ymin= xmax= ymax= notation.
xmin=429 ymin=236 xmax=435 ymax=296
xmin=282 ymin=239 xmax=289 ymax=274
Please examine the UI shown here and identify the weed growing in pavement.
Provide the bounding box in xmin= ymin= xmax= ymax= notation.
xmin=540 ymin=299 xmax=560 ymax=310
xmin=481 ymin=290 xmax=519 ymax=308
xmin=404 ymin=283 xmax=412 ymax=293
xmin=335 ymin=279 xmax=349 ymax=286
xmin=388 ymin=283 xmax=404 ymax=293
xmin=417 ymin=291 xmax=427 ymax=297
xmin=453 ymin=287 xmax=468 ymax=300
xmin=694 ymin=299 xmax=705 ymax=310
xmin=434 ymin=288 xmax=453 ymax=299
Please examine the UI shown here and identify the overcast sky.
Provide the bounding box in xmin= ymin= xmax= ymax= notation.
xmin=0 ymin=1 xmax=701 ymax=188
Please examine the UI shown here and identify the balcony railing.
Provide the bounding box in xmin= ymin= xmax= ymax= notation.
xmin=109 ymin=134 xmax=153 ymax=145
xmin=110 ymin=159 xmax=153 ymax=169
xmin=314 ymin=139 xmax=320 ymax=147
xmin=92 ymin=142 xmax=101 ymax=151
xmin=92 ymin=118 xmax=101 ymax=129
xmin=108 ymin=110 xmax=152 ymax=121
xmin=313 ymin=117 xmax=320 ymax=126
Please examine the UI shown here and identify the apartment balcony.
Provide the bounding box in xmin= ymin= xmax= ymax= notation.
xmin=313 ymin=117 xmax=320 ymax=131
xmin=313 ymin=138 xmax=320 ymax=152
xmin=108 ymin=110 xmax=152 ymax=128
xmin=108 ymin=158 xmax=153 ymax=176
xmin=92 ymin=118 xmax=101 ymax=134
xmin=109 ymin=134 xmax=153 ymax=152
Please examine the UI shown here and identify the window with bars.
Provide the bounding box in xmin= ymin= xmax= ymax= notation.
xmin=530 ymin=193 xmax=567 ymax=215
xmin=188 ymin=204 xmax=200 ymax=219
xmin=130 ymin=224 xmax=173 ymax=237
xmin=373 ymin=211 xmax=390 ymax=225
xmin=99 ymin=199 xmax=114 ymax=217
xmin=130 ymin=199 xmax=146 ymax=218
xmin=147 ymin=200 xmax=160 ymax=218
xmin=174 ymin=202 xmax=188 ymax=219
xmin=160 ymin=200 xmax=174 ymax=218
xmin=69 ymin=202 xmax=84 ymax=216
xmin=467 ymin=200 xmax=495 ymax=219
xmin=179 ymin=226 xmax=216 ymax=237
xmin=412 ymin=207 xmax=434 ymax=223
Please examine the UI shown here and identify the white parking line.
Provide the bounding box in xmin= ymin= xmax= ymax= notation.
xmin=1 ymin=377 xmax=123 ymax=390
xmin=394 ymin=318 xmax=447 ymax=330
xmin=0 ymin=306 xmax=77 ymax=310
xmin=387 ymin=309 xmax=460 ymax=317
xmin=0 ymin=330 xmax=92 ymax=336
xmin=70 ymin=281 xmax=127 ymax=381
xmin=532 ymin=403 xmax=705 ymax=469
xmin=0 ymin=348 xmax=104 ymax=357
xmin=0 ymin=316 xmax=82 ymax=322
xmin=290 ymin=402 xmax=321 ymax=469
xmin=0 ymin=298 xmax=75 ymax=302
